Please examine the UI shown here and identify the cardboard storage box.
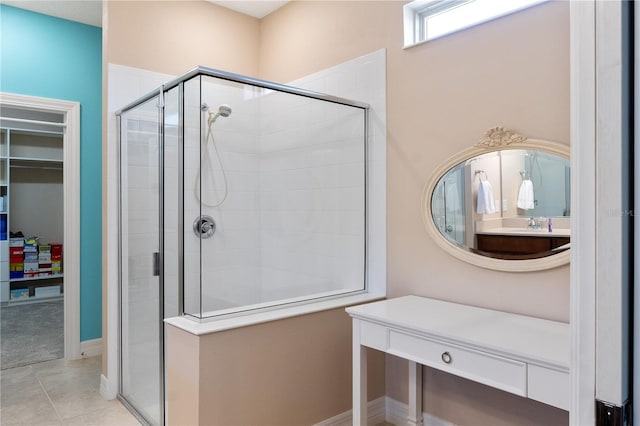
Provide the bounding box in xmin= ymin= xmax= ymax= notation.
xmin=24 ymin=241 xmax=37 ymax=252
xmin=24 ymin=252 xmax=37 ymax=262
xmin=9 ymin=237 xmax=24 ymax=247
xmin=9 ymin=247 xmax=23 ymax=257
xmin=10 ymin=288 xmax=29 ymax=300
xmin=23 ymin=262 xmax=38 ymax=273
xmin=35 ymin=285 xmax=61 ymax=298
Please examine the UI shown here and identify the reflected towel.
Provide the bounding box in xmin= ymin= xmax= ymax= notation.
xmin=517 ymin=179 xmax=535 ymax=210
xmin=476 ymin=180 xmax=496 ymax=214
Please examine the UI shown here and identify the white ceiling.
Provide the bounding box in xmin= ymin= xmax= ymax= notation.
xmin=1 ymin=0 xmax=288 ymax=28
xmin=207 ymin=1 xmax=288 ymax=19
xmin=2 ymin=0 xmax=103 ymax=27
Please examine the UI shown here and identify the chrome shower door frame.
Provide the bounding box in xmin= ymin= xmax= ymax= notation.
xmin=117 ymin=87 xmax=165 ymax=426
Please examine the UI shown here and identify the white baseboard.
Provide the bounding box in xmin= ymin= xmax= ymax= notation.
xmin=385 ymin=397 xmax=454 ymax=426
xmin=100 ymin=373 xmax=118 ymax=400
xmin=80 ymin=338 xmax=102 ymax=357
xmin=315 ymin=396 xmax=454 ymax=426
xmin=314 ymin=396 xmax=386 ymax=426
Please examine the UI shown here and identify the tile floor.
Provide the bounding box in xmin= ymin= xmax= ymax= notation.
xmin=0 ymin=355 xmax=140 ymax=425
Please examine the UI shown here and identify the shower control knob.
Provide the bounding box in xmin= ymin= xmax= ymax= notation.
xmin=193 ymin=215 xmax=216 ymax=239
xmin=445 ymin=225 xmax=454 ymax=233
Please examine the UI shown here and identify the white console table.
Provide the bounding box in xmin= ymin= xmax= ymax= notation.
xmin=346 ymin=296 xmax=570 ymax=425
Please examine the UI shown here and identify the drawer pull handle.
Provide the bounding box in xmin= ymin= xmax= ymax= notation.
xmin=441 ymin=351 xmax=452 ymax=364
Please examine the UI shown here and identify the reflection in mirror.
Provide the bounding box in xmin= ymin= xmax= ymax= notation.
xmin=424 ymin=127 xmax=571 ymax=272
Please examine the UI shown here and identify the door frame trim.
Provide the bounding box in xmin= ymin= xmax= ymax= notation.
xmin=0 ymin=91 xmax=82 ymax=360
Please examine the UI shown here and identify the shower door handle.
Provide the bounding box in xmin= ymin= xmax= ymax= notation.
xmin=152 ymin=252 xmax=160 ymax=277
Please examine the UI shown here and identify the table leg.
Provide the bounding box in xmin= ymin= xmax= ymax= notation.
xmin=353 ymin=319 xmax=367 ymax=425
xmin=408 ymin=361 xmax=423 ymax=426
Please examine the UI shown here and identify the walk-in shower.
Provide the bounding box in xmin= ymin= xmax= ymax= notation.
xmin=116 ymin=67 xmax=369 ymax=425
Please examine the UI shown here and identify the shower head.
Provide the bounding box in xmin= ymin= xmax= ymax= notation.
xmin=218 ymin=104 xmax=232 ymax=117
xmin=208 ymin=104 xmax=232 ymax=124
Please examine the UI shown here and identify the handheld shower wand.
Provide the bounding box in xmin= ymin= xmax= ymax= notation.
xmin=195 ymin=103 xmax=233 ymax=207
xmin=208 ymin=104 xmax=232 ymax=124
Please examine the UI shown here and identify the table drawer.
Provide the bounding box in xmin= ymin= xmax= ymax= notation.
xmin=528 ymin=364 xmax=570 ymax=410
xmin=389 ymin=331 xmax=527 ymax=396
xmin=359 ymin=321 xmax=388 ymax=351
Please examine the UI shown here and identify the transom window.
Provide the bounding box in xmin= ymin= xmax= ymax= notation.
xmin=403 ymin=0 xmax=547 ymax=48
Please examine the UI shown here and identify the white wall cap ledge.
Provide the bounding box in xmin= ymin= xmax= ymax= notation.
xmin=165 ymin=292 xmax=385 ymax=336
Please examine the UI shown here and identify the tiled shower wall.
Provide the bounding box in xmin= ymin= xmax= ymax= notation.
xmin=184 ymin=78 xmax=263 ymax=313
xmin=261 ymin=49 xmax=386 ymax=308
xmin=194 ymin=50 xmax=385 ymax=315
xmin=255 ymin=93 xmax=366 ymax=304
xmin=112 ymin=49 xmax=386 ymax=317
xmin=190 ymin=80 xmax=367 ymax=313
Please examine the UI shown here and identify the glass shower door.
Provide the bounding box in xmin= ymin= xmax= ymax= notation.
xmin=119 ymin=95 xmax=163 ymax=425
xmin=432 ymin=168 xmax=466 ymax=246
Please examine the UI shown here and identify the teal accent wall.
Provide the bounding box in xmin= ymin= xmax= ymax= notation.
xmin=0 ymin=5 xmax=102 ymax=341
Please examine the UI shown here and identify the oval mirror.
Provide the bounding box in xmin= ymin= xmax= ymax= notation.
xmin=422 ymin=127 xmax=570 ymax=272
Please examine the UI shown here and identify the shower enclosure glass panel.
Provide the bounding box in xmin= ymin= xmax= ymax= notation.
xmin=118 ymin=66 xmax=369 ymax=424
xmin=119 ymin=96 xmax=163 ymax=425
xmin=432 ymin=167 xmax=466 ymax=246
xmin=182 ymin=75 xmax=367 ymax=319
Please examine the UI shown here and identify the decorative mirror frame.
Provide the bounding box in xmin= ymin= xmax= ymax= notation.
xmin=422 ymin=127 xmax=571 ymax=272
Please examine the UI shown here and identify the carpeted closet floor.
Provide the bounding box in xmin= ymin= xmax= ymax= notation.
xmin=0 ymin=299 xmax=63 ymax=370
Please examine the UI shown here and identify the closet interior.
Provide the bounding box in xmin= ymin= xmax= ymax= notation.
xmin=0 ymin=119 xmax=64 ymax=306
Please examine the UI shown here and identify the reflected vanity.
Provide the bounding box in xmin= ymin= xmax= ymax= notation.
xmin=423 ymin=127 xmax=571 ymax=272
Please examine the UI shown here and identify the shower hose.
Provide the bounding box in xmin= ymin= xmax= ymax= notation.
xmin=194 ymin=109 xmax=229 ymax=207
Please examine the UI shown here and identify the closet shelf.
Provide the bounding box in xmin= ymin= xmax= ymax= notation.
xmin=7 ymin=294 xmax=63 ymax=305
xmin=10 ymin=274 xmax=64 ymax=283
xmin=9 ymin=157 xmax=63 ymax=169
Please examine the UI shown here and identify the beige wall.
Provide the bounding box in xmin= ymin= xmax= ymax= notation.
xmin=106 ymin=0 xmax=260 ymax=77
xmin=261 ymin=1 xmax=569 ymax=424
xmin=167 ymin=308 xmax=385 ymax=425
xmin=106 ymin=0 xmax=570 ymax=424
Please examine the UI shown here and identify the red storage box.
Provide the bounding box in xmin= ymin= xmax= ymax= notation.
xmin=10 ymin=247 xmax=24 ymax=257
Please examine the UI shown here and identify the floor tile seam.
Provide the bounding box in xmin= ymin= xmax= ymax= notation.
xmin=64 ymin=403 xmax=131 ymax=425
xmin=38 ymin=376 xmax=64 ymax=424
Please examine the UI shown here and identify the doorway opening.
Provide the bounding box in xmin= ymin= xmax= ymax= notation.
xmin=0 ymin=92 xmax=81 ymax=367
